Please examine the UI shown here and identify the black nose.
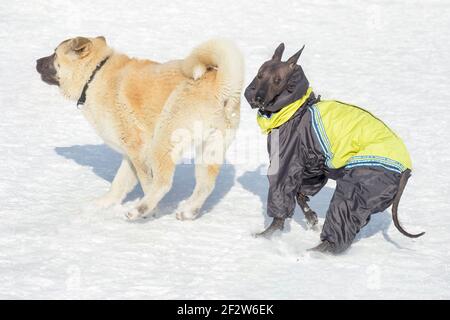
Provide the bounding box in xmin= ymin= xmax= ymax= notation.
xmin=36 ymin=58 xmax=44 ymax=73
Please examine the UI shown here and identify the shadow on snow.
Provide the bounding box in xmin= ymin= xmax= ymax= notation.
xmin=55 ymin=144 xmax=235 ymax=218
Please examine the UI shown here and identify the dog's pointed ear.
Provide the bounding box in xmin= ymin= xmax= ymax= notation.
xmin=69 ymin=37 xmax=92 ymax=57
xmin=96 ymin=36 xmax=106 ymax=43
xmin=287 ymin=45 xmax=305 ymax=68
xmin=272 ymin=43 xmax=285 ymax=61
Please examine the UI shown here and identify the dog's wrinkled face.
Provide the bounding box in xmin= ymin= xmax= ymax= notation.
xmin=36 ymin=36 xmax=108 ymax=98
xmin=245 ymin=43 xmax=305 ymax=112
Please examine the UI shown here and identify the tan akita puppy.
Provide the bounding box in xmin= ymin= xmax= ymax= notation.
xmin=36 ymin=36 xmax=244 ymax=220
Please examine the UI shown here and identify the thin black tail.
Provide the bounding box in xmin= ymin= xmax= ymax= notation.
xmin=392 ymin=169 xmax=425 ymax=238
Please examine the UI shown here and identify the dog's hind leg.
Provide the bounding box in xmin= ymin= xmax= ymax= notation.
xmin=94 ymin=157 xmax=138 ymax=208
xmin=124 ymin=116 xmax=187 ymax=220
xmin=176 ymin=128 xmax=230 ymax=220
xmin=125 ymin=150 xmax=176 ymax=221
xmin=127 ymin=153 xmax=153 ymax=196
xmin=314 ymin=167 xmax=401 ymax=254
xmin=176 ymin=163 xmax=221 ymax=220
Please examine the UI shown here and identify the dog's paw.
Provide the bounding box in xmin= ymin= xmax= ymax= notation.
xmin=125 ymin=204 xmax=152 ymax=221
xmin=175 ymin=201 xmax=200 ymax=221
xmin=304 ymin=210 xmax=318 ymax=228
xmin=124 ymin=209 xmax=140 ymax=221
xmin=176 ymin=208 xmax=199 ymax=221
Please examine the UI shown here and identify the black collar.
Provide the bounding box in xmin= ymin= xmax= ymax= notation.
xmin=77 ymin=56 xmax=110 ymax=107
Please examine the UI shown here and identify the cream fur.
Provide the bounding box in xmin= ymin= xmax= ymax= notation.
xmin=50 ymin=36 xmax=244 ymax=220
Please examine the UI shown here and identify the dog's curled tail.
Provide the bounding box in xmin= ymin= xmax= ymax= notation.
xmin=392 ymin=169 xmax=425 ymax=238
xmin=182 ymin=38 xmax=244 ymax=104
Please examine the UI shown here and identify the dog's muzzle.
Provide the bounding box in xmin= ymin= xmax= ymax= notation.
xmin=36 ymin=54 xmax=59 ymax=86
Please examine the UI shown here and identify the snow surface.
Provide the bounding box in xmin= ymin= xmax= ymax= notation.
xmin=1 ymin=0 xmax=450 ymax=299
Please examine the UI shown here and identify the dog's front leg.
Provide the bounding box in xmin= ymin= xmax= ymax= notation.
xmin=255 ymin=217 xmax=285 ymax=238
xmin=94 ymin=157 xmax=138 ymax=208
xmin=296 ymin=193 xmax=318 ymax=227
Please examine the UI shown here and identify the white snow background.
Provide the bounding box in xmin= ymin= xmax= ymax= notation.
xmin=0 ymin=0 xmax=449 ymax=299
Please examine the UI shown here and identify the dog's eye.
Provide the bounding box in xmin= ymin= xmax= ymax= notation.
xmin=257 ymin=74 xmax=262 ymax=80
xmin=274 ymin=78 xmax=281 ymax=85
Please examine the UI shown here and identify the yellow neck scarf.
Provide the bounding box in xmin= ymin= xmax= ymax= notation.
xmin=257 ymin=87 xmax=313 ymax=134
